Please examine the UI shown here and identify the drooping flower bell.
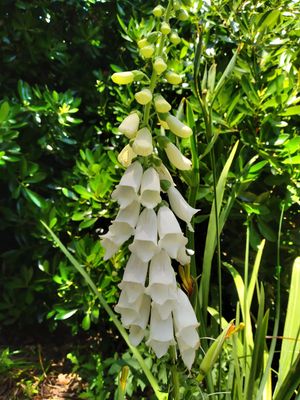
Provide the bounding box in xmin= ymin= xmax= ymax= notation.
xmin=140 ymin=167 xmax=161 ymax=209
xmin=132 ymin=127 xmax=153 ymax=157
xmin=118 ymin=113 xmax=140 ymax=139
xmin=167 ymin=185 xmax=199 ymax=231
xmin=164 ymin=142 xmax=192 ymax=171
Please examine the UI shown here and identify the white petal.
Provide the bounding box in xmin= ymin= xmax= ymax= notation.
xmin=157 ymin=206 xmax=188 ymax=259
xmin=115 ymin=291 xmax=144 ymax=327
xmin=155 ymin=163 xmax=174 ymax=187
xmin=146 ymin=304 xmax=175 ymax=358
xmin=176 ymin=338 xmax=197 ymax=370
xmin=115 ymin=201 xmax=141 ymax=228
xmin=176 ymin=246 xmax=191 ymax=265
xmin=118 ymin=254 xmax=148 ymax=302
xmin=100 ymin=232 xmax=121 ymax=260
xmin=140 ymin=167 xmax=161 ymax=209
xmin=165 ymin=142 xmax=192 ymax=171
xmin=108 ymin=221 xmax=134 ymax=243
xmin=172 ymin=288 xmax=199 ymax=338
xmin=132 ymin=128 xmax=153 ymax=156
xmin=112 ymin=161 xmax=143 ymax=208
xmin=129 ymin=208 xmax=158 ymax=262
xmin=166 ymin=114 xmax=192 ymax=138
xmin=118 ymin=113 xmax=140 ymax=139
xmin=118 ymin=144 xmax=136 ymax=167
xmin=130 ymin=295 xmax=151 ymax=329
xmin=153 ymin=300 xmax=174 ymax=320
xmin=146 ymin=249 xmax=177 ymax=304
xmin=129 ymin=326 xmax=146 ymax=346
xmin=167 ymin=186 xmax=199 ymax=231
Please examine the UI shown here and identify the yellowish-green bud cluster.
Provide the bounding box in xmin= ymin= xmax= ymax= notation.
xmin=137 ymin=38 xmax=149 ymax=49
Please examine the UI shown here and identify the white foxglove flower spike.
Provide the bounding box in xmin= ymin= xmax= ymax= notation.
xmin=146 ymin=303 xmax=176 ymax=358
xmin=118 ymin=113 xmax=140 ymax=139
xmin=132 ymin=127 xmax=153 ymax=157
xmin=118 ymin=253 xmax=148 ymax=303
xmin=167 ymin=185 xmax=199 ymax=231
xmin=140 ymin=167 xmax=161 ymax=209
xmin=157 ymin=206 xmax=188 ymax=259
xmin=146 ymin=249 xmax=177 ymax=305
xmin=111 ymin=161 xmax=143 ymax=208
xmin=118 ymin=144 xmax=136 ymax=167
xmin=165 ymin=142 xmax=192 ymax=171
xmin=129 ymin=208 xmax=158 ymax=262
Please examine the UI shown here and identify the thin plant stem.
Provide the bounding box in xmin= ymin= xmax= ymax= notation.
xmin=243 ymin=217 xmax=250 ymax=386
xmin=41 ymin=221 xmax=168 ymax=400
xmin=170 ymin=346 xmax=180 ymax=400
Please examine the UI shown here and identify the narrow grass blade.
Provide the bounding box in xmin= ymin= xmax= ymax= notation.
xmin=199 ymin=141 xmax=239 ymax=316
xmin=274 ymin=257 xmax=300 ymax=396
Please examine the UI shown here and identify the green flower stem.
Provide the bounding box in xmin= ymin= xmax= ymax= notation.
xmin=41 ymin=221 xmax=168 ymax=400
xmin=143 ymin=0 xmax=173 ymax=126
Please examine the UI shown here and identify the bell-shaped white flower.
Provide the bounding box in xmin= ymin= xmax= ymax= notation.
xmin=118 ymin=113 xmax=140 ymax=139
xmin=115 ymin=290 xmax=144 ymax=328
xmin=132 ymin=127 xmax=153 ymax=157
xmin=118 ymin=253 xmax=148 ymax=303
xmin=118 ymin=144 xmax=136 ymax=167
xmin=129 ymin=208 xmax=158 ymax=262
xmin=146 ymin=303 xmax=175 ymax=358
xmin=146 ymin=249 xmax=177 ymax=304
xmin=140 ymin=167 xmax=161 ymax=209
xmin=172 ymin=288 xmax=200 ymax=369
xmin=167 ymin=185 xmax=199 ymax=231
xmin=154 ymin=94 xmax=171 ymax=113
xmin=100 ymin=231 xmax=122 ymax=261
xmin=115 ymin=201 xmax=140 ymax=229
xmin=157 ymin=206 xmax=188 ymax=259
xmin=166 ymin=114 xmax=192 ymax=138
xmin=111 ymin=161 xmax=143 ymax=208
xmin=128 ymin=295 xmax=151 ymax=346
xmin=165 ymin=71 xmax=182 ymax=85
xmin=165 ymin=142 xmax=192 ymax=171
xmin=107 ymin=221 xmax=134 ymax=244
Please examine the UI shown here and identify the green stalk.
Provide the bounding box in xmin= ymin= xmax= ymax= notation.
xmin=243 ymin=217 xmax=250 ymax=378
xmin=41 ymin=221 xmax=168 ymax=400
xmin=170 ymin=346 xmax=180 ymax=400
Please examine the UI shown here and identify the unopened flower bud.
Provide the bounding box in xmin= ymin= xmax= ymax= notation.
xmin=153 ymin=57 xmax=167 ymax=75
xmin=169 ymin=31 xmax=181 ymax=45
xmin=140 ymin=45 xmax=155 ymax=59
xmin=118 ymin=144 xmax=136 ymax=167
xmin=160 ymin=22 xmax=171 ymax=35
xmin=176 ymin=9 xmax=189 ymax=21
xmin=135 ymin=88 xmax=153 ymax=105
xmin=111 ymin=71 xmax=134 ymax=85
xmin=137 ymin=38 xmax=149 ymax=48
xmin=173 ymin=0 xmax=181 ymax=11
xmin=166 ymin=114 xmax=192 ymax=138
xmin=132 ymin=127 xmax=153 ymax=156
xmin=154 ymin=95 xmax=171 ymax=113
xmin=118 ymin=112 xmax=140 ymax=138
xmin=165 ymin=71 xmax=182 ymax=85
xmin=152 ymin=5 xmax=165 ymax=17
xmin=165 ymin=142 xmax=192 ymax=171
